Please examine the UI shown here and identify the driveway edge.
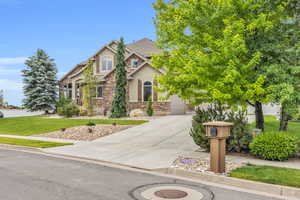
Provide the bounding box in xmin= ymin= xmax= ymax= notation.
xmin=155 ymin=168 xmax=300 ymax=200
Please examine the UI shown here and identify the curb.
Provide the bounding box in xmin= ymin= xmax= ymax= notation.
xmin=1 ymin=146 xmax=299 ymax=199
xmin=156 ymin=168 xmax=300 ymax=200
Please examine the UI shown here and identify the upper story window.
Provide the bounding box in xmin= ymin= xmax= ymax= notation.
xmin=95 ymin=86 xmax=103 ymax=98
xmin=101 ymin=55 xmax=113 ymax=71
xmin=131 ymin=58 xmax=139 ymax=68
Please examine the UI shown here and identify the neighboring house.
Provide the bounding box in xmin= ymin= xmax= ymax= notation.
xmin=59 ymin=38 xmax=187 ymax=115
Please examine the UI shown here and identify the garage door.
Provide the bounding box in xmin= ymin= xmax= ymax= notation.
xmin=170 ymin=95 xmax=186 ymax=115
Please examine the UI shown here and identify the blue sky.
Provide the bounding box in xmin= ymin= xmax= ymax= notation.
xmin=0 ymin=0 xmax=157 ymax=106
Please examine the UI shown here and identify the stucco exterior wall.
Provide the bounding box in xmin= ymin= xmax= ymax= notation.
xmin=94 ymin=48 xmax=117 ymax=76
xmin=128 ymin=64 xmax=167 ymax=102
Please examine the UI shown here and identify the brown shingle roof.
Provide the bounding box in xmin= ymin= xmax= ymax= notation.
xmin=126 ymin=38 xmax=161 ymax=58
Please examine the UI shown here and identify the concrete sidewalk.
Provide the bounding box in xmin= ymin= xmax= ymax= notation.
xmin=44 ymin=115 xmax=198 ymax=169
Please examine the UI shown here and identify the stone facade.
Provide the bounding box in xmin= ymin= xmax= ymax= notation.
xmin=59 ymin=38 xmax=185 ymax=116
xmin=129 ymin=102 xmax=171 ymax=116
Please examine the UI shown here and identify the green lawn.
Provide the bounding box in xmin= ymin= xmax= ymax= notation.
xmin=229 ymin=165 xmax=300 ymax=188
xmin=251 ymin=116 xmax=300 ymax=140
xmin=0 ymin=116 xmax=148 ymax=136
xmin=0 ymin=137 xmax=72 ymax=148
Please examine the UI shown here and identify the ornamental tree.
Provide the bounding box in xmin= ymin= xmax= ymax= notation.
xmin=110 ymin=37 xmax=127 ymax=118
xmin=82 ymin=59 xmax=97 ymax=116
xmin=0 ymin=90 xmax=3 ymax=108
xmin=153 ymin=0 xmax=272 ymax=113
xmin=23 ymin=49 xmax=58 ymax=113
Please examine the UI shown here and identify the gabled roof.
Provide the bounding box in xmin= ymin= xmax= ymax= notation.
xmin=60 ymin=38 xmax=162 ymax=82
xmin=126 ymin=38 xmax=162 ymax=58
xmin=128 ymin=61 xmax=165 ymax=78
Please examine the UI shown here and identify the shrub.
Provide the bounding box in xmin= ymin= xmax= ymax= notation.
xmin=146 ymin=98 xmax=154 ymax=116
xmin=56 ymin=96 xmax=71 ymax=111
xmin=57 ymin=102 xmax=80 ymax=118
xmin=86 ymin=121 xmax=96 ymax=126
xmin=190 ymin=104 xmax=252 ymax=153
xmin=250 ymin=132 xmax=298 ymax=161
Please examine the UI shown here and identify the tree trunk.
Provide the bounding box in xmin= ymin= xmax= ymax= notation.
xmin=255 ymin=101 xmax=264 ymax=131
xmin=279 ymin=104 xmax=289 ymax=131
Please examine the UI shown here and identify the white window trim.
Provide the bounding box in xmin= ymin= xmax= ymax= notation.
xmin=94 ymin=85 xmax=104 ymax=99
xmin=100 ymin=55 xmax=114 ymax=72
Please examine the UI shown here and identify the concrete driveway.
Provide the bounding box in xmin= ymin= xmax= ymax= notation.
xmin=45 ymin=115 xmax=198 ymax=170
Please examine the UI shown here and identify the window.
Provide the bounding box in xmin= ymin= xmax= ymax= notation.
xmin=143 ymin=81 xmax=152 ymax=101
xmin=131 ymin=58 xmax=139 ymax=68
xmin=67 ymin=83 xmax=72 ymax=99
xmin=95 ymin=86 xmax=103 ymax=98
xmin=101 ymin=55 xmax=113 ymax=71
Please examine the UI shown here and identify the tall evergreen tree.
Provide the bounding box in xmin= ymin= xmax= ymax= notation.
xmin=23 ymin=49 xmax=58 ymax=113
xmin=111 ymin=37 xmax=127 ymax=118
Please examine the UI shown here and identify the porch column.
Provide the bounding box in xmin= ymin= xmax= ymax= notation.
xmin=72 ymin=81 xmax=76 ymax=100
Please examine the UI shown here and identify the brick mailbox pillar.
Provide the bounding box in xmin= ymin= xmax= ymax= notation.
xmin=203 ymin=121 xmax=234 ymax=174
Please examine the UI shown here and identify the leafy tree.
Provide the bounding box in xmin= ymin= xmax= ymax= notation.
xmin=153 ymin=0 xmax=300 ymax=131
xmin=23 ymin=49 xmax=57 ymax=113
xmin=82 ymin=59 xmax=97 ymax=116
xmin=111 ymin=37 xmax=127 ymax=118
xmin=153 ymin=0 xmax=271 ymax=116
xmin=244 ymin=0 xmax=300 ymax=131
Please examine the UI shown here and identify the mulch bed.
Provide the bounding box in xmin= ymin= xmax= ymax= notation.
xmin=34 ymin=124 xmax=135 ymax=141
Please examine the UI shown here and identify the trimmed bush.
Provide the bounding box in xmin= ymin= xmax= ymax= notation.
xmin=250 ymin=132 xmax=298 ymax=161
xmin=190 ymin=104 xmax=252 ymax=153
xmin=146 ymin=98 xmax=154 ymax=116
xmin=57 ymin=102 xmax=80 ymax=118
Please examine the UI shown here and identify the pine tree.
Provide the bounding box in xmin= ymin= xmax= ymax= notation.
xmin=110 ymin=37 xmax=127 ymax=118
xmin=23 ymin=49 xmax=58 ymax=113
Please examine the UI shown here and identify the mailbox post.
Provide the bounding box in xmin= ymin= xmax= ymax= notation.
xmin=203 ymin=121 xmax=233 ymax=173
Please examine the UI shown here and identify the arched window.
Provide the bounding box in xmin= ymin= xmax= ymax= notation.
xmin=143 ymin=81 xmax=152 ymax=101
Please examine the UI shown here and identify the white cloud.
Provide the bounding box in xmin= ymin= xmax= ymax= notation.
xmin=0 ymin=66 xmax=21 ymax=75
xmin=0 ymin=79 xmax=23 ymax=91
xmin=57 ymin=71 xmax=67 ymax=78
xmin=0 ymin=57 xmax=27 ymax=65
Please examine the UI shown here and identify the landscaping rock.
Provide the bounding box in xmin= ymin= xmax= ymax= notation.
xmin=0 ymin=111 xmax=3 ymax=118
xmin=171 ymin=157 xmax=244 ymax=175
xmin=34 ymin=124 xmax=135 ymax=141
xmin=129 ymin=109 xmax=144 ymax=118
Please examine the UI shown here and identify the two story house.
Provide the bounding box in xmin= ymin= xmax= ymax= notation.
xmin=59 ymin=38 xmax=186 ymax=115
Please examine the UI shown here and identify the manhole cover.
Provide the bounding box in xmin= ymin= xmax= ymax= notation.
xmin=130 ymin=183 xmax=213 ymax=200
xmin=154 ymin=189 xmax=188 ymax=199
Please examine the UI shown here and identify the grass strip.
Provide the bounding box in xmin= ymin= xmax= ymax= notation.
xmin=0 ymin=137 xmax=73 ymax=148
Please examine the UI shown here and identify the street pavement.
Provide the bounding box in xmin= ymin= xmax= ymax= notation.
xmin=0 ymin=148 xmax=282 ymax=200
xmin=0 ymin=109 xmax=42 ymax=118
